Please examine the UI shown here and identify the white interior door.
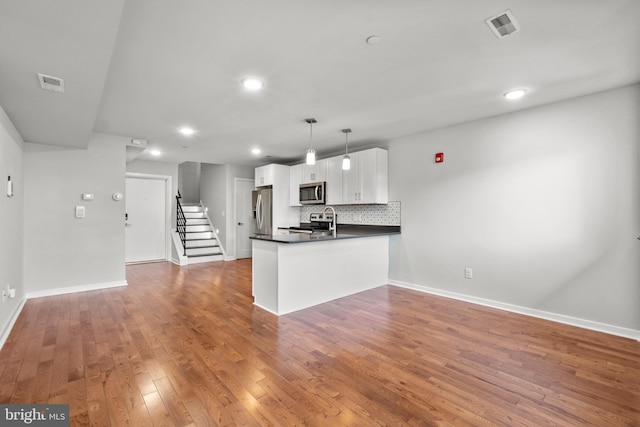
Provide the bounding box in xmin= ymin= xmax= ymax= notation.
xmin=126 ymin=177 xmax=166 ymax=263
xmin=235 ymin=178 xmax=256 ymax=259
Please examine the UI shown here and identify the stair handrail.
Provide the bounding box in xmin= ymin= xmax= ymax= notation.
xmin=176 ymin=193 xmax=187 ymax=256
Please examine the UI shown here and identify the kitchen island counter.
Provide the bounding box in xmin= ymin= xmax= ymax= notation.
xmin=251 ymin=226 xmax=399 ymax=315
xmin=250 ymin=225 xmax=400 ymax=244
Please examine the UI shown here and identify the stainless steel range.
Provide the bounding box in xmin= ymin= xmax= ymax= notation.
xmin=285 ymin=212 xmax=336 ymax=234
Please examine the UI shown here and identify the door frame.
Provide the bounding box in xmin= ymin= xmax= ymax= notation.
xmin=125 ymin=172 xmax=173 ymax=262
xmin=234 ymin=177 xmax=255 ymax=259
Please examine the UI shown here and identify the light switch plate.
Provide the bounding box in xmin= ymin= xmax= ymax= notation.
xmin=75 ymin=206 xmax=86 ymax=218
xmin=82 ymin=193 xmax=94 ymax=200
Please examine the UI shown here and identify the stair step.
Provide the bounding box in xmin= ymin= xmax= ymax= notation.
xmin=187 ymin=253 xmax=224 ymax=264
xmin=185 ymin=239 xmax=218 ymax=248
xmin=182 ymin=205 xmax=203 ymax=213
xmin=185 ymin=225 xmax=212 ymax=232
xmin=186 ymin=246 xmax=221 ymax=256
xmin=185 ymin=231 xmax=214 ymax=239
xmin=184 ymin=212 xmax=205 ymax=219
xmin=186 ymin=218 xmax=209 ymax=225
xmin=188 ymin=252 xmax=223 ymax=258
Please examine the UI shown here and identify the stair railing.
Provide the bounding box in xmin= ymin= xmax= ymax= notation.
xmin=176 ymin=192 xmax=187 ymax=256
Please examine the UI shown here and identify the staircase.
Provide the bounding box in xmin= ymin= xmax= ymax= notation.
xmin=178 ymin=203 xmax=224 ymax=264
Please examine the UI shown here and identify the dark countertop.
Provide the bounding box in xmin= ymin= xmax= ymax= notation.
xmin=250 ymin=225 xmax=401 ymax=244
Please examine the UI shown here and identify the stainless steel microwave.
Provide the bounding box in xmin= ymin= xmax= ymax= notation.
xmin=299 ymin=182 xmax=325 ymax=205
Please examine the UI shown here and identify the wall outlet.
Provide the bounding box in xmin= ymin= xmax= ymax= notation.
xmin=464 ymin=267 xmax=473 ymax=279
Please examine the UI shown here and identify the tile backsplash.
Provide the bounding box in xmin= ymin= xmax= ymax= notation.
xmin=300 ymin=201 xmax=401 ymax=226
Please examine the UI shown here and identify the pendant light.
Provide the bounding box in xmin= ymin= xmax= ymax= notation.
xmin=305 ymin=118 xmax=317 ymax=165
xmin=341 ymin=128 xmax=351 ymax=170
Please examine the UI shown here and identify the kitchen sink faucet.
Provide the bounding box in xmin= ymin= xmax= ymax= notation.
xmin=323 ymin=206 xmax=337 ymax=238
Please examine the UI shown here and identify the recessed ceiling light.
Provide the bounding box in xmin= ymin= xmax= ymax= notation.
xmin=178 ymin=127 xmax=195 ymax=136
xmin=366 ymin=35 xmax=381 ymax=45
xmin=242 ymin=77 xmax=264 ymax=91
xmin=504 ymin=88 xmax=527 ymax=100
xmin=251 ymin=148 xmax=261 ymax=155
xmin=150 ymin=149 xmax=161 ymax=156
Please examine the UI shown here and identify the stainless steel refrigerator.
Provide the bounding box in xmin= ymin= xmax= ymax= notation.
xmin=252 ymin=187 xmax=273 ymax=235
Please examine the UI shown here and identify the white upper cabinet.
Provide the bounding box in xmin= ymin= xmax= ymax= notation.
xmin=255 ymin=164 xmax=276 ymax=187
xmin=342 ymin=148 xmax=388 ymax=204
xmin=287 ymin=148 xmax=388 ymax=206
xmin=254 ymin=164 xmax=298 ymax=229
xmin=289 ymin=164 xmax=303 ymax=206
xmin=301 ymin=159 xmax=326 ymax=184
xmin=325 ymin=156 xmax=343 ymax=205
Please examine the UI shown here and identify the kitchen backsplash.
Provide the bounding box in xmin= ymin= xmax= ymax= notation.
xmin=300 ymin=201 xmax=401 ymax=226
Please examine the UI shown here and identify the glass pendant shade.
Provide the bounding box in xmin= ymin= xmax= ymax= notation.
xmin=341 ymin=128 xmax=352 ymax=170
xmin=342 ymin=154 xmax=351 ymax=170
xmin=306 ymin=148 xmax=316 ymax=165
xmin=304 ymin=118 xmax=317 ymax=165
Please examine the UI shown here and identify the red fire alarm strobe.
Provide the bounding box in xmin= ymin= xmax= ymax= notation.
xmin=435 ymin=152 xmax=444 ymax=163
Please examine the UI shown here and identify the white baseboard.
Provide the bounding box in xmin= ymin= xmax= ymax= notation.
xmin=2 ymin=282 xmax=128 ymax=352
xmin=389 ymin=279 xmax=640 ymax=341
xmin=0 ymin=297 xmax=27 ymax=351
xmin=26 ymin=280 xmax=128 ymax=300
xmin=170 ymin=256 xmax=186 ymax=266
xmin=253 ymin=302 xmax=279 ymax=316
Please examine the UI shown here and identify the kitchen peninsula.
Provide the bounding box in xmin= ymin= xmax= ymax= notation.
xmin=250 ymin=225 xmax=400 ymax=315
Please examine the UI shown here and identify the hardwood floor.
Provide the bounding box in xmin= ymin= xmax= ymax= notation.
xmin=1 ymin=260 xmax=638 ymax=426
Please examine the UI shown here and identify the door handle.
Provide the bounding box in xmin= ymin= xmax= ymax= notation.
xmin=238 ymin=222 xmax=244 ymax=226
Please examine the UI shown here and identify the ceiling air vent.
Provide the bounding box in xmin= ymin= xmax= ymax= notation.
xmin=37 ymin=73 xmax=65 ymax=93
xmin=485 ymin=9 xmax=520 ymax=39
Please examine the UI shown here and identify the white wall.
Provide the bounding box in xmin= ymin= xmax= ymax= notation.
xmin=178 ymin=161 xmax=201 ymax=203
xmin=0 ymin=106 xmax=24 ymax=343
xmin=23 ymin=133 xmax=128 ymax=294
xmin=200 ymin=163 xmax=254 ymax=257
xmin=388 ymin=84 xmax=640 ymax=332
xmin=200 ymin=163 xmax=226 ymax=244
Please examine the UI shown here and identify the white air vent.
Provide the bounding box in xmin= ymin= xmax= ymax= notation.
xmin=38 ymin=73 xmax=65 ymax=93
xmin=485 ymin=9 xmax=520 ymax=39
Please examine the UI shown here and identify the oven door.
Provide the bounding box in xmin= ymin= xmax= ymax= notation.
xmin=299 ymin=182 xmax=325 ymax=205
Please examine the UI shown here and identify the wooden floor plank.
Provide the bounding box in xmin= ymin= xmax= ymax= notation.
xmin=1 ymin=259 xmax=638 ymax=426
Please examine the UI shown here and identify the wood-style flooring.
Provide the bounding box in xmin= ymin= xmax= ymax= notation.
xmin=0 ymin=260 xmax=638 ymax=426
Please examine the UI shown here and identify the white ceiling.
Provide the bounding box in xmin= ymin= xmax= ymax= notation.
xmin=1 ymin=0 xmax=639 ymax=167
